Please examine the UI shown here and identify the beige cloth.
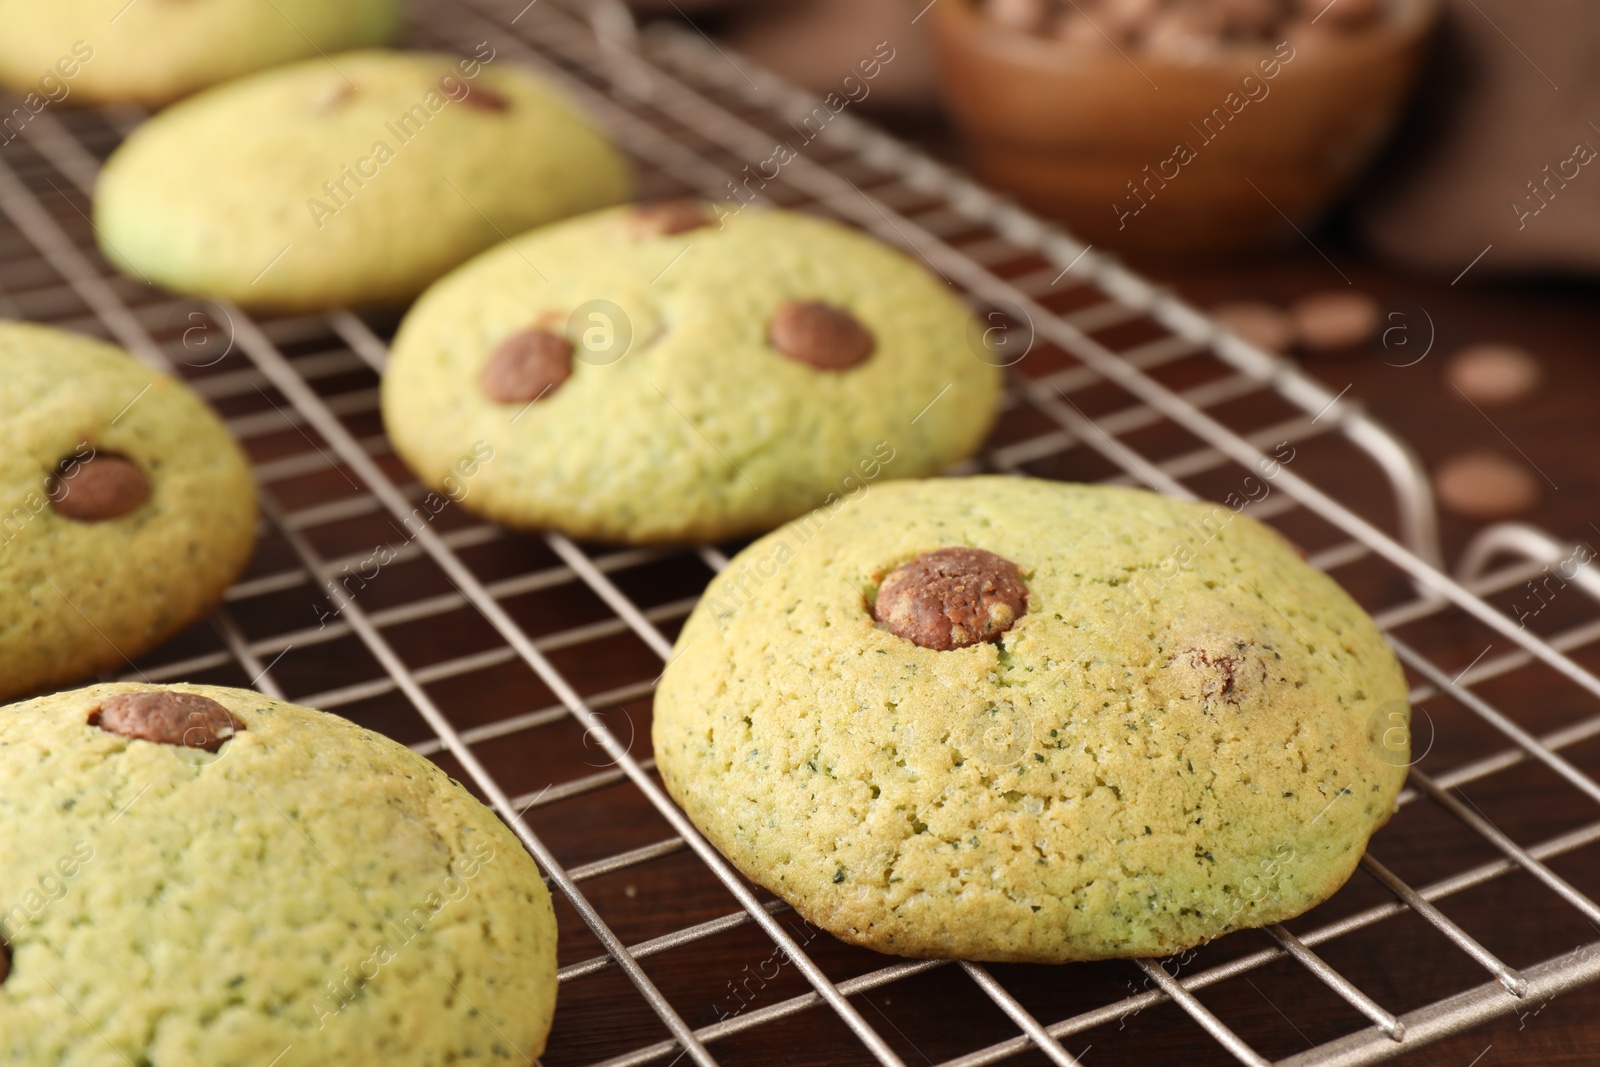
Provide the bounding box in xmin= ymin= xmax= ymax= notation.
xmin=1358 ymin=0 xmax=1600 ymax=277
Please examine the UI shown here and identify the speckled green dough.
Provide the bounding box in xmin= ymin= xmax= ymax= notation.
xmin=653 ymin=478 xmax=1410 ymax=962
xmin=0 ymin=0 xmax=399 ymax=107
xmin=382 ymin=206 xmax=1002 ymax=543
xmin=0 ymin=322 xmax=256 ymax=701
xmin=0 ymin=683 xmax=558 ymax=1066
xmin=95 ymin=51 xmax=631 ymax=311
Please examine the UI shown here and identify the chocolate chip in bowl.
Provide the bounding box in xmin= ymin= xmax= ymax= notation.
xmin=935 ymin=0 xmax=1442 ymax=255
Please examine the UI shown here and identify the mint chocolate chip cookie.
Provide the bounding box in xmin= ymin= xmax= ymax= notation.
xmin=0 ymin=683 xmax=558 ymax=1065
xmin=382 ymin=204 xmax=1001 ymax=543
xmin=0 ymin=0 xmax=401 ymax=107
xmin=0 ymin=321 xmax=257 ymax=701
xmin=95 ymin=50 xmax=631 ymax=311
xmin=653 ymin=476 xmax=1410 ymax=962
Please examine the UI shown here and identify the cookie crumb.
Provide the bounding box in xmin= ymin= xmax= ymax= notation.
xmin=873 ymin=547 xmax=1028 ymax=650
xmin=630 ymin=200 xmax=715 ymax=238
xmin=91 ymin=690 xmax=246 ymax=752
xmin=481 ymin=329 xmax=574 ymax=404
xmin=48 ymin=453 xmax=150 ymax=522
xmin=768 ymin=301 xmax=875 ymax=371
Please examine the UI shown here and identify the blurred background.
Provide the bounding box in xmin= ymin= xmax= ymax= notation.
xmin=645 ymin=0 xmax=1597 ymax=574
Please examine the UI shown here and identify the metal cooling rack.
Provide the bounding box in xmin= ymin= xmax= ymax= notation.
xmin=2 ymin=0 xmax=1599 ymax=1063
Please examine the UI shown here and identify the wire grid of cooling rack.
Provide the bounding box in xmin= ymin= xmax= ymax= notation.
xmin=2 ymin=0 xmax=1600 ymax=1063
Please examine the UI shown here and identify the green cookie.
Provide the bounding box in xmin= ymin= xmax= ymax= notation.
xmin=0 ymin=682 xmax=558 ymax=1065
xmin=382 ymin=204 xmax=1002 ymax=543
xmin=95 ymin=50 xmax=631 ymax=311
xmin=0 ymin=321 xmax=257 ymax=702
xmin=0 ymin=0 xmax=400 ymax=107
xmin=653 ymin=477 xmax=1410 ymax=962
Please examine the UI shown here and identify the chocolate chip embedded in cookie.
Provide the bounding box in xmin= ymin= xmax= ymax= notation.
xmin=457 ymin=80 xmax=510 ymax=112
xmin=90 ymin=690 xmax=246 ymax=752
xmin=873 ymin=546 xmax=1028 ymax=650
xmin=0 ymin=321 xmax=258 ymax=703
xmin=481 ymin=329 xmax=574 ymax=404
xmin=0 ymin=936 xmax=10 ymax=985
xmin=2 ymin=681 xmax=559 ymax=1061
xmin=768 ymin=300 xmax=875 ymax=371
xmin=630 ymin=199 xmax=715 ymax=238
xmin=48 ymin=453 xmax=150 ymax=522
xmin=1167 ymin=642 xmax=1270 ymax=706
xmin=380 ymin=206 xmax=1001 ymax=544
xmin=655 ymin=477 xmax=1412 ymax=963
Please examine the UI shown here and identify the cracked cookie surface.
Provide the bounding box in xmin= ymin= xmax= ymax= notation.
xmin=0 ymin=683 xmax=557 ymax=1065
xmin=652 ymin=477 xmax=1409 ymax=962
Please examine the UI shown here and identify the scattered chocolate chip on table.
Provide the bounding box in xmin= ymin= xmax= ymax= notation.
xmin=1433 ymin=451 xmax=1541 ymax=519
xmin=1446 ymin=342 xmax=1543 ymax=406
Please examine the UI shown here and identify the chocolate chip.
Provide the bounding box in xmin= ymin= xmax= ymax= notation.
xmin=630 ymin=199 xmax=716 ymax=238
xmin=1213 ymin=300 xmax=1295 ymax=353
xmin=1097 ymin=0 xmax=1162 ymax=42
xmin=873 ymin=547 xmax=1028 ymax=651
xmin=455 ymin=79 xmax=510 ymax=111
xmin=481 ymin=329 xmax=574 ymax=404
xmin=90 ymin=690 xmax=245 ymax=752
xmin=1291 ymin=291 xmax=1381 ymax=352
xmin=1433 ymin=452 xmax=1540 ymax=520
xmin=1300 ymin=0 xmax=1384 ymax=29
xmin=983 ymin=0 xmax=1052 ymax=33
xmin=1446 ymin=343 xmax=1542 ymax=406
xmin=48 ymin=453 xmax=150 ymax=522
xmin=1218 ymin=0 xmax=1285 ymax=36
xmin=768 ymin=301 xmax=875 ymax=371
xmin=1143 ymin=14 xmax=1224 ymax=57
xmin=0 ymin=937 xmax=9 ymax=985
xmin=1169 ymin=643 xmax=1267 ymax=705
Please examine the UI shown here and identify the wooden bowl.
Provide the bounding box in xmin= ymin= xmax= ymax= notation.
xmin=930 ymin=0 xmax=1441 ymax=255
